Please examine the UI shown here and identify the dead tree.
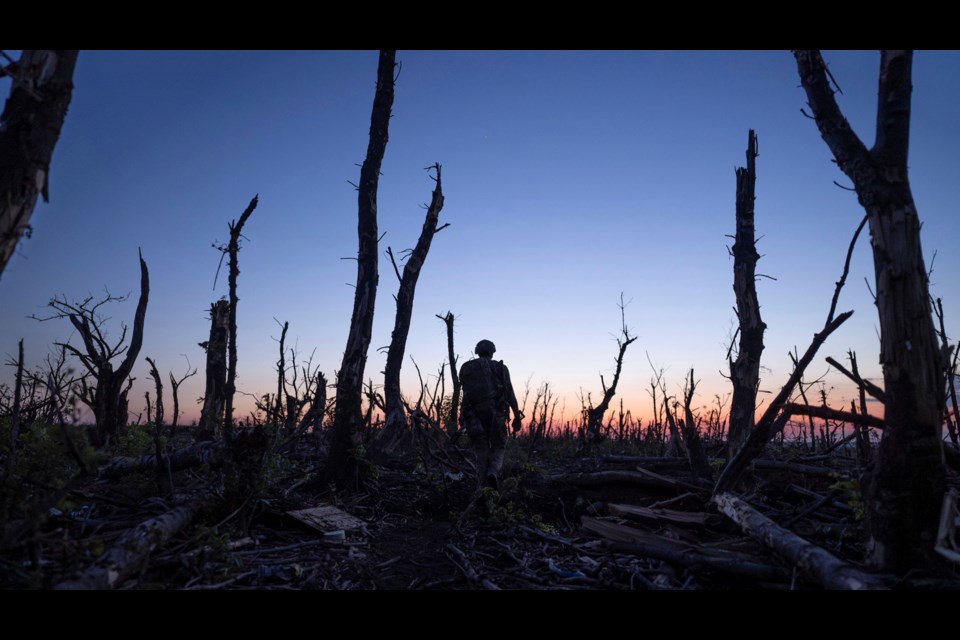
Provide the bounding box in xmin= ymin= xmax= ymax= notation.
xmin=681 ymin=369 xmax=714 ymax=482
xmin=3 ymin=339 xmax=25 ymax=477
xmin=0 ymin=50 xmax=79 ymax=279
xmin=848 ymin=350 xmax=875 ymax=461
xmin=274 ymin=319 xmax=289 ymax=427
xmin=220 ymin=196 xmax=258 ymax=438
xmin=438 ymin=311 xmax=460 ymax=435
xmin=168 ymin=358 xmax=197 ymax=431
xmin=145 ymin=357 xmax=164 ymax=429
xmin=586 ymin=294 xmax=637 ymax=442
xmin=727 ymin=129 xmax=766 ymax=458
xmin=795 ymin=50 xmax=946 ymax=572
xmin=715 ymin=215 xmax=864 ymax=493
xmin=378 ymin=164 xmax=447 ymax=453
xmin=145 ymin=356 xmax=170 ymax=494
xmin=198 ymin=300 xmax=229 ymax=439
xmin=40 ymin=252 xmax=149 ymax=446
xmin=933 ymin=298 xmax=959 ymax=448
xmin=329 ymin=50 xmax=395 ymax=485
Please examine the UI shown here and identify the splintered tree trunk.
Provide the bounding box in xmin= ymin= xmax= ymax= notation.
xmin=329 ymin=50 xmax=395 ymax=485
xmin=198 ymin=300 xmax=229 ymax=439
xmin=587 ymin=305 xmax=636 ymax=442
xmin=795 ymin=50 xmax=945 ymax=572
xmin=378 ymin=165 xmax=445 ymax=453
xmin=440 ymin=311 xmax=460 ymax=435
xmin=727 ymin=129 xmax=766 ymax=458
xmin=223 ymin=196 xmax=258 ymax=438
xmin=682 ymin=369 xmax=714 ymax=482
xmin=0 ymin=50 xmax=79 ymax=279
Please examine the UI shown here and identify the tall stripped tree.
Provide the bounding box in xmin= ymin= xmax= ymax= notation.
xmin=795 ymin=50 xmax=945 ymax=572
xmin=377 ymin=164 xmax=446 ymax=453
xmin=328 ymin=50 xmax=396 ymax=484
xmin=0 ymin=50 xmax=79 ymax=279
xmin=727 ymin=130 xmax=766 ymax=457
xmin=45 ymin=252 xmax=149 ymax=446
xmin=221 ymin=196 xmax=258 ymax=437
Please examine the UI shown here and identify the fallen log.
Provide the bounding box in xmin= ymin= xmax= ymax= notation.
xmin=600 ymin=456 xmax=691 ymax=468
xmin=98 ymin=440 xmax=223 ymax=479
xmin=713 ymin=492 xmax=889 ymax=590
xmin=607 ymin=541 xmax=789 ymax=583
xmin=609 ymin=503 xmax=720 ymax=528
xmin=550 ymin=470 xmax=686 ymax=492
xmin=54 ymin=494 xmax=210 ymax=590
xmin=786 ymin=484 xmax=856 ymax=516
xmin=631 ymin=466 xmax=712 ymax=493
xmin=752 ymin=459 xmax=849 ymax=477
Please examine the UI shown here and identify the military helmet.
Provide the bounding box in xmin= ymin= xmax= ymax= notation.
xmin=475 ymin=339 xmax=496 ymax=357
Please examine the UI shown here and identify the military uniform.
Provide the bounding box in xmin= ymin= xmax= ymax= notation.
xmin=459 ymin=354 xmax=519 ymax=489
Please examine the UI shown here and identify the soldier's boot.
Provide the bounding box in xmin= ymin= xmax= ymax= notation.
xmin=485 ymin=448 xmax=505 ymax=492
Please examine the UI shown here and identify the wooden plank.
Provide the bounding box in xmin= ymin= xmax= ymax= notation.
xmin=287 ymin=503 xmax=366 ymax=534
xmin=580 ymin=516 xmax=688 ymax=550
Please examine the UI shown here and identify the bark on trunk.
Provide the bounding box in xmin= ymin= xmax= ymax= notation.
xmin=728 ymin=129 xmax=766 ymax=458
xmin=681 ymin=369 xmax=714 ymax=482
xmin=328 ymin=50 xmax=395 ymax=485
xmin=378 ymin=164 xmax=445 ymax=453
xmin=223 ymin=196 xmax=258 ymax=437
xmin=98 ymin=440 xmax=223 ymax=479
xmin=587 ymin=322 xmax=636 ymax=441
xmin=714 ymin=492 xmax=890 ymax=589
xmin=795 ymin=50 xmax=945 ymax=572
xmin=198 ymin=300 xmax=229 ymax=439
xmin=0 ymin=50 xmax=79 ymax=278
xmin=439 ymin=311 xmax=460 ymax=435
xmin=72 ymin=253 xmax=149 ymax=446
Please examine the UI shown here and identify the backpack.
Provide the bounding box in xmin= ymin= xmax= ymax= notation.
xmin=460 ymin=358 xmax=506 ymax=410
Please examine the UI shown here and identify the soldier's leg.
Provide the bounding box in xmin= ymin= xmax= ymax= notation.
xmin=464 ymin=409 xmax=489 ymax=487
xmin=485 ymin=410 xmax=509 ymax=488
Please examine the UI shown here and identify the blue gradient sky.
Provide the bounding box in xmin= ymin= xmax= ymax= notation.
xmin=1 ymin=50 xmax=958 ymax=425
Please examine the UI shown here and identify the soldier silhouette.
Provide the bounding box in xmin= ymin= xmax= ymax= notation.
xmin=458 ymin=339 xmax=522 ymax=490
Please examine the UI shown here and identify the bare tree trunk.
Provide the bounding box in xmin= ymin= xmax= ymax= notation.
xmin=795 ymin=50 xmax=945 ymax=572
xmin=145 ymin=356 xmax=170 ymax=494
xmin=727 ymin=130 xmax=766 ymax=458
xmin=4 ymin=339 xmax=25 ymax=477
xmin=587 ymin=295 xmax=636 ymax=442
xmin=145 ymin=357 xmax=164 ymax=429
xmin=378 ymin=164 xmax=446 ymax=453
xmin=168 ymin=362 xmax=197 ymax=432
xmin=849 ymin=350 xmax=874 ymax=462
xmin=329 ymin=50 xmax=395 ymax=486
xmin=715 ymin=212 xmax=865 ymax=493
xmin=223 ymin=196 xmax=258 ymax=438
xmin=681 ymin=369 xmax=714 ymax=482
xmin=54 ymin=494 xmax=209 ymax=590
xmin=0 ymin=50 xmax=79 ymax=279
xmin=438 ymin=311 xmax=460 ymax=435
xmin=198 ymin=300 xmax=229 ymax=439
xmin=934 ymin=298 xmax=959 ymax=448
xmin=714 ymin=492 xmax=889 ymax=589
xmin=70 ymin=253 xmax=149 ymax=446
xmin=275 ymin=320 xmax=289 ymax=427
